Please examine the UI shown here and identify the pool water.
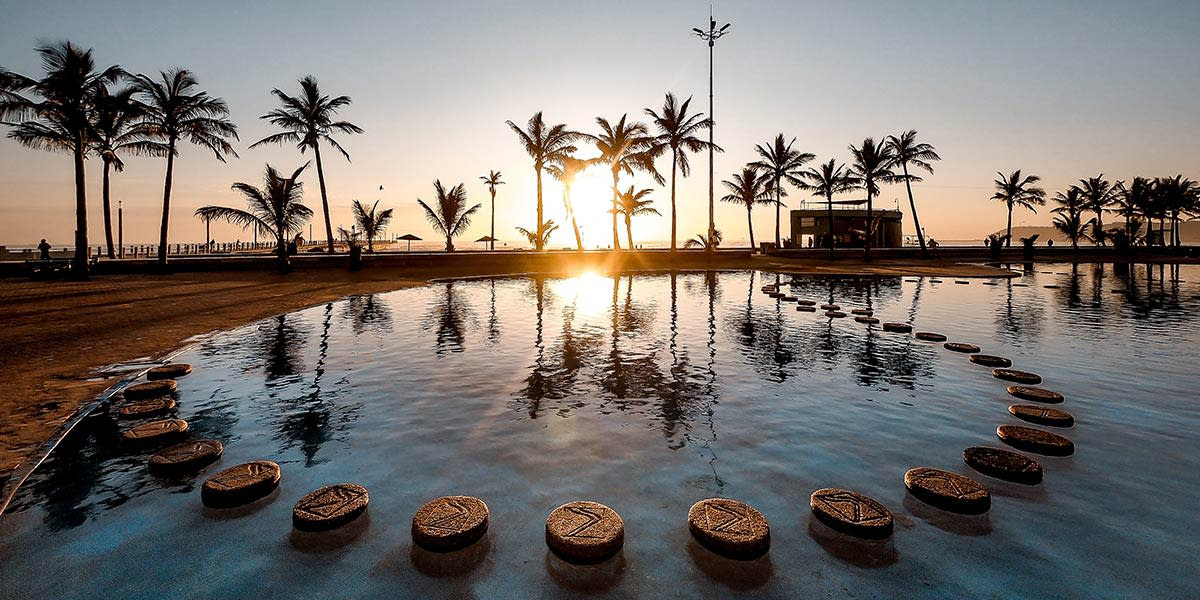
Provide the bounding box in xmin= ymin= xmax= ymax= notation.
xmin=2 ymin=264 xmax=1198 ymax=599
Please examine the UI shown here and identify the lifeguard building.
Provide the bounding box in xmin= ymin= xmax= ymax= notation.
xmin=789 ymin=206 xmax=903 ymax=249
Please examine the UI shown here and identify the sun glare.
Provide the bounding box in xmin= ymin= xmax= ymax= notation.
xmin=565 ymin=169 xmax=615 ymax=250
xmin=551 ymin=270 xmax=613 ymax=317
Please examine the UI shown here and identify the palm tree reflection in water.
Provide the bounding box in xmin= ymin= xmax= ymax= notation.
xmin=343 ymin=294 xmax=393 ymax=336
xmin=426 ymin=281 xmax=472 ymax=356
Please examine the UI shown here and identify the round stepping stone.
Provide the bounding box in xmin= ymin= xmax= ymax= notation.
xmin=820 ymin=304 xmax=840 ymax=311
xmin=769 ymin=292 xmax=784 ymax=299
xmin=123 ymin=379 xmax=177 ymax=400
xmin=1110 ymin=289 xmax=1125 ymax=294
xmin=760 ymin=286 xmax=777 ymax=292
xmin=782 ymin=295 xmax=797 ymax=302
xmin=916 ymin=332 xmax=947 ymax=342
xmin=293 ymin=483 xmax=370 ymax=531
xmin=1007 ymin=385 xmax=1064 ymax=404
xmin=996 ymin=425 xmax=1074 ymax=456
xmin=855 ymin=316 xmax=879 ymax=324
xmin=903 ymin=467 xmax=991 ymax=514
xmin=1012 ymin=283 xmax=1029 ymax=287
xmin=930 ymin=279 xmax=943 ymax=283
xmin=687 ymin=498 xmax=770 ymax=560
xmin=955 ymin=280 xmax=970 ymax=285
xmin=969 ymin=354 xmax=1012 ymax=368
xmin=116 ymin=397 xmax=176 ymax=420
xmin=850 ymin=309 xmax=873 ymax=316
xmin=882 ymin=322 xmax=912 ymax=333
xmin=147 ymin=363 xmax=192 ymax=380
xmin=809 ymin=488 xmax=893 ymax=539
xmin=546 ymin=501 xmax=624 ymax=563
xmin=796 ymin=299 xmax=816 ymax=306
xmin=963 ymin=446 xmax=1043 ymax=484
xmin=122 ymin=418 xmax=187 ymax=445
xmin=201 ymin=460 xmax=282 ymax=508
xmin=982 ymin=281 xmax=998 ymax=286
xmin=825 ymin=311 xmax=847 ymax=318
xmin=1009 ymin=405 xmax=1074 ymax=427
xmin=149 ymin=439 xmax=223 ymax=474
xmin=412 ymin=495 xmax=490 ymax=551
xmin=993 ymin=369 xmax=1042 ymax=384
xmin=944 ymin=342 xmax=980 ymax=353
xmin=796 ymin=305 xmax=816 ymax=312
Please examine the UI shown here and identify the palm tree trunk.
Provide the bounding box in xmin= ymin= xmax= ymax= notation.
xmin=774 ymin=175 xmax=782 ymax=248
xmin=565 ymin=186 xmax=583 ymax=252
xmin=157 ymin=138 xmax=177 ymax=266
xmin=489 ymin=188 xmax=496 ymax=251
xmin=276 ymin=233 xmax=289 ymax=273
xmin=746 ymin=206 xmax=755 ymax=250
xmin=625 ymin=214 xmax=634 ymax=250
xmin=446 ymin=234 xmax=454 ymax=252
xmin=827 ymin=193 xmax=835 ymax=256
xmin=536 ymin=166 xmax=544 ymax=251
xmin=312 ymin=143 xmax=336 ymax=253
xmin=864 ymin=187 xmax=873 ymax=262
xmin=903 ymin=163 xmax=926 ymax=257
xmin=72 ymin=142 xmax=89 ymax=277
xmin=101 ymin=159 xmax=116 ymax=259
xmin=1006 ymin=203 xmax=1013 ymax=248
xmin=670 ymin=153 xmax=678 ymax=252
xmin=611 ymin=168 xmax=621 ymax=251
xmin=1095 ymin=209 xmax=1105 ymax=246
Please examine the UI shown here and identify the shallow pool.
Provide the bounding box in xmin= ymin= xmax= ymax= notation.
xmin=2 ymin=264 xmax=1198 ymax=599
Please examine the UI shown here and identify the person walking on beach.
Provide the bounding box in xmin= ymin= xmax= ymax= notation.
xmin=38 ymin=239 xmax=51 ymax=260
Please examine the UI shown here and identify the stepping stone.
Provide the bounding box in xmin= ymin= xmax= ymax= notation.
xmin=147 ymin=363 xmax=192 ymax=380
xmin=116 ymin=397 xmax=176 ymax=420
xmin=930 ymin=279 xmax=943 ymax=283
xmin=955 ymin=280 xmax=970 ymax=285
xmin=993 ymin=369 xmax=1042 ymax=384
xmin=149 ymin=439 xmax=223 ymax=474
xmin=1012 ymin=283 xmax=1029 ymax=287
xmin=1006 ymin=385 xmax=1064 ymax=404
xmin=202 ymin=460 xmax=282 ymax=508
xmin=809 ymin=488 xmax=893 ymax=539
xmin=963 ymin=446 xmax=1043 ymax=484
xmin=796 ymin=299 xmax=816 ymax=306
xmin=293 ymin=483 xmax=370 ymax=531
xmin=687 ymin=498 xmax=770 ymax=560
xmin=412 ymin=495 xmax=490 ymax=551
xmin=1009 ymin=405 xmax=1074 ymax=427
xmin=882 ymin=322 xmax=912 ymax=333
xmin=769 ymin=292 xmax=784 ymax=299
xmin=124 ymin=380 xmax=177 ymax=400
xmin=915 ymin=332 xmax=947 ymax=342
xmin=782 ymin=295 xmax=797 ymax=302
xmin=982 ymin=281 xmax=999 ymax=286
xmin=122 ymin=418 xmax=188 ymax=445
xmin=904 ymin=278 xmax=920 ymax=282
xmin=903 ymin=467 xmax=991 ymax=514
xmin=796 ymin=305 xmax=816 ymax=312
xmin=820 ymin=304 xmax=840 ymax=311
xmin=996 ymin=425 xmax=1074 ymax=456
xmin=546 ymin=501 xmax=624 ymax=563
xmin=969 ymin=354 xmax=1012 ymax=368
xmin=944 ymin=342 xmax=981 ymax=353
xmin=850 ymin=309 xmax=873 ymax=316
xmin=760 ymin=286 xmax=777 ymax=292
xmin=825 ymin=311 xmax=847 ymax=318
xmin=1043 ymin=285 xmax=1060 ymax=289
xmin=1110 ymin=289 xmax=1125 ymax=294
xmin=855 ymin=316 xmax=879 ymax=324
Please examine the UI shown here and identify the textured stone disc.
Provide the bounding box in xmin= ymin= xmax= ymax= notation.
xmin=796 ymin=299 xmax=816 ymax=306
xmin=944 ymin=342 xmax=981 ymax=353
xmin=147 ymin=363 xmax=192 ymax=380
xmin=545 ymin=501 xmax=624 ymax=563
xmin=202 ymin=460 xmax=282 ymax=508
xmin=687 ymin=498 xmax=770 ymax=560
xmin=149 ymin=439 xmax=223 ymax=474
xmin=796 ymin=305 xmax=816 ymax=312
xmin=969 ymin=354 xmax=1012 ymax=368
xmin=996 ymin=425 xmax=1074 ymax=456
xmin=903 ymin=468 xmax=991 ymax=514
xmin=782 ymin=295 xmax=797 ymax=302
xmin=825 ymin=311 xmax=847 ymax=318
xmin=1012 ymin=283 xmax=1029 ymax=287
xmin=116 ymin=397 xmax=176 ymax=420
xmin=882 ymin=322 xmax=912 ymax=333
xmin=850 ymin=309 xmax=873 ymax=316
xmin=769 ymin=292 xmax=785 ymax=298
xmin=930 ymin=279 xmax=944 ymax=283
xmin=760 ymin=286 xmax=777 ymax=293
xmin=124 ymin=379 xmax=177 ymax=400
xmin=1006 ymin=385 xmax=1064 ymax=403
xmin=983 ymin=281 xmax=999 ymax=286
xmin=412 ymin=495 xmax=490 ymax=551
xmin=855 ymin=316 xmax=880 ymax=324
xmin=955 ymin=280 xmax=970 ymax=285
xmin=916 ymin=332 xmax=947 ymax=342
xmin=963 ymin=446 xmax=1043 ymax=484
xmin=993 ymin=369 xmax=1042 ymax=384
xmin=1043 ymin=284 xmax=1060 ymax=289
xmin=122 ymin=418 xmax=187 ymax=444
xmin=1009 ymin=405 xmax=1075 ymax=427
xmin=293 ymin=483 xmax=370 ymax=531
xmin=820 ymin=304 xmax=840 ymax=311
xmin=809 ymin=488 xmax=893 ymax=539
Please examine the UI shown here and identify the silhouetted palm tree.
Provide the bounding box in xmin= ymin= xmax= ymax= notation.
xmin=1076 ymin=175 xmax=1117 ymax=246
xmin=991 ymin=170 xmax=1046 ymax=247
xmin=131 ymin=69 xmax=238 ymax=265
xmin=644 ymin=93 xmax=719 ymax=251
xmin=1051 ymin=187 xmax=1091 ymax=250
xmin=417 ymin=180 xmax=479 ymax=252
xmin=719 ymin=166 xmax=773 ymax=250
xmin=753 ymin=134 xmax=814 ymax=248
xmin=883 ymin=131 xmax=940 ymax=256
xmin=545 ymin=155 xmax=599 ymax=251
xmin=799 ymin=158 xmax=860 ymax=255
xmin=1154 ymin=175 xmax=1199 ymax=247
xmin=613 ymin=185 xmax=659 ymax=249
xmin=351 ymin=199 xmax=393 ymax=252
xmin=506 ymin=112 xmax=578 ymax=251
xmin=683 ymin=228 xmax=722 ymax=250
xmin=93 ymin=86 xmax=164 ymax=257
xmin=516 ymin=220 xmax=560 ymax=249
xmin=591 ymin=114 xmax=663 ymax=250
xmin=1114 ymin=177 xmax=1153 ymax=243
xmin=195 ymin=163 xmax=312 ymax=272
xmin=848 ymin=137 xmax=896 ymax=260
xmin=479 ymin=170 xmax=504 ymax=250
xmin=1 ymin=42 xmax=122 ymax=276
xmin=250 ymin=76 xmax=362 ymax=253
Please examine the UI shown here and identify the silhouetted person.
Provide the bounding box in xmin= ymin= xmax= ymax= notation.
xmin=38 ymin=239 xmax=51 ymax=260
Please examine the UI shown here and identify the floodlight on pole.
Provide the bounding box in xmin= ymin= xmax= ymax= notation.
xmin=693 ymin=7 xmax=731 ymax=252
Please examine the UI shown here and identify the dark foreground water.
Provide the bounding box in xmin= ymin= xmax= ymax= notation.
xmin=2 ymin=264 xmax=1199 ymax=599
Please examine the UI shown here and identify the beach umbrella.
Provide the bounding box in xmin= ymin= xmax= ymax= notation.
xmin=397 ymin=233 xmax=421 ymax=252
xmin=475 ymin=235 xmax=497 ymax=250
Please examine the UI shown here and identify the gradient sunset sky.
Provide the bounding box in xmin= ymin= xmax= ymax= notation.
xmin=1 ymin=0 xmax=1198 ymax=247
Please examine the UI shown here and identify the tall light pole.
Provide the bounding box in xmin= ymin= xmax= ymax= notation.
xmin=693 ymin=10 xmax=731 ymax=252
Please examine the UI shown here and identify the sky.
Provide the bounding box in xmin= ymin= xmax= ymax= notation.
xmin=1 ymin=0 xmax=1198 ymax=248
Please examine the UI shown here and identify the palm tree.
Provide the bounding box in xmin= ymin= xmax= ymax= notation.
xmin=417 ymin=180 xmax=480 ymax=252
xmin=195 ymin=164 xmax=312 ymax=272
xmin=683 ymin=228 xmax=723 ymax=250
xmin=506 ymin=112 xmax=579 ymax=251
xmin=799 ymin=158 xmax=860 ymax=255
xmin=991 ymin=170 xmax=1046 ymax=247
xmin=644 ymin=93 xmax=719 ymax=251
xmin=92 ymin=86 xmax=164 ymax=257
xmin=479 ymin=170 xmax=504 ymax=250
xmin=591 ymin=114 xmax=663 ymax=250
xmin=1154 ymin=175 xmax=1200 ymax=247
xmin=351 ymin=199 xmax=393 ymax=252
xmin=250 ymin=76 xmax=362 ymax=253
xmin=516 ymin=220 xmax=560 ymax=249
xmin=1 ymin=42 xmax=122 ymax=276
xmin=847 ymin=137 xmax=896 ymax=260
xmin=1051 ymin=187 xmax=1090 ymax=250
xmin=545 ymin=155 xmax=598 ymax=251
xmin=1114 ymin=177 xmax=1153 ymax=243
xmin=883 ymin=131 xmax=940 ymax=256
xmin=131 ymin=69 xmax=238 ymax=265
xmin=719 ymin=166 xmax=774 ymax=250
xmin=753 ymin=134 xmax=814 ymax=248
xmin=613 ymin=186 xmax=660 ymax=249
xmin=1076 ymin=175 xmax=1117 ymax=246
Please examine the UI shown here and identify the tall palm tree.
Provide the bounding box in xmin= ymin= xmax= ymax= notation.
xmin=1154 ymin=175 xmax=1200 ymax=247
xmin=613 ymin=185 xmax=660 ymax=249
xmin=1051 ymin=187 xmax=1092 ymax=250
xmin=683 ymin=228 xmax=723 ymax=250
xmin=644 ymin=93 xmax=719 ymax=251
xmin=131 ymin=69 xmax=238 ymax=265
xmin=1076 ymin=175 xmax=1117 ymax=246
xmin=479 ymin=170 xmax=504 ymax=250
xmin=417 ymin=180 xmax=480 ymax=252
xmin=719 ymin=166 xmax=774 ymax=250
xmin=847 ymin=137 xmax=896 ymax=260
xmin=591 ymin=114 xmax=663 ymax=250
xmin=991 ymin=170 xmax=1046 ymax=247
xmin=506 ymin=112 xmax=578 ymax=251
xmin=516 ymin=220 xmax=559 ymax=249
xmin=351 ymin=199 xmax=393 ymax=252
xmin=1114 ymin=177 xmax=1153 ymax=243
xmin=92 ymin=86 xmax=164 ymax=258
xmin=753 ymin=134 xmax=814 ymax=248
xmin=545 ymin=155 xmax=598 ymax=251
xmin=799 ymin=158 xmax=861 ymax=255
xmin=883 ymin=131 xmax=940 ymax=256
xmin=195 ymin=163 xmax=312 ymax=272
xmin=250 ymin=76 xmax=362 ymax=253
xmin=1 ymin=42 xmax=122 ymax=276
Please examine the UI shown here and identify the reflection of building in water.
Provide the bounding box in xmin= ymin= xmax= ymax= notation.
xmin=790 ymin=208 xmax=903 ymax=249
